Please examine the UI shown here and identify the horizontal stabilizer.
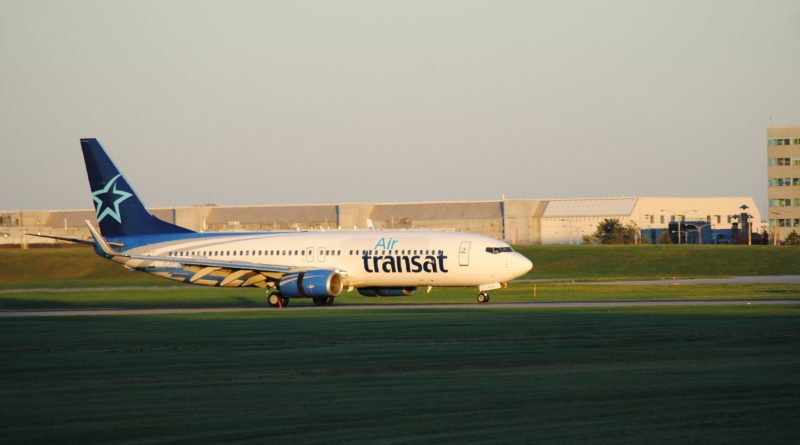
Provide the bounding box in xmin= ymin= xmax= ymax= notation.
xmin=26 ymin=232 xmax=125 ymax=248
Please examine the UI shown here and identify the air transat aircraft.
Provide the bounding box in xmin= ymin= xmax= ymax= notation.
xmin=50 ymin=139 xmax=532 ymax=306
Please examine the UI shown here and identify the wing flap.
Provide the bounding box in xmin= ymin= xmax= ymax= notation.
xmin=220 ymin=269 xmax=252 ymax=287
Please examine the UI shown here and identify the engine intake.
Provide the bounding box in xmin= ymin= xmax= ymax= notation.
xmin=279 ymin=270 xmax=343 ymax=298
xmin=357 ymin=287 xmax=417 ymax=297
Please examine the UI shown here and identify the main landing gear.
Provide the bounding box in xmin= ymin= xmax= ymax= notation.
xmin=312 ymin=296 xmax=335 ymax=306
xmin=267 ymin=292 xmax=290 ymax=307
xmin=477 ymin=292 xmax=490 ymax=304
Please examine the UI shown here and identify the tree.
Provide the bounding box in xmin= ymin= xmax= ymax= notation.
xmin=783 ymin=230 xmax=800 ymax=246
xmin=584 ymin=218 xmax=640 ymax=245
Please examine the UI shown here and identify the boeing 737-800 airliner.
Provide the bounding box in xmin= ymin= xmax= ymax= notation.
xmin=41 ymin=139 xmax=532 ymax=306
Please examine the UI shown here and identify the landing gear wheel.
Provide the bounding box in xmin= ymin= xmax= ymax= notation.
xmin=477 ymin=292 xmax=490 ymax=304
xmin=268 ymin=292 xmax=283 ymax=307
xmin=312 ymin=296 xmax=335 ymax=306
xmin=280 ymin=296 xmax=290 ymax=307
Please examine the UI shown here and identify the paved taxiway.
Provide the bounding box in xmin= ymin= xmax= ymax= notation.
xmin=574 ymin=275 xmax=800 ymax=286
xmin=1 ymin=299 xmax=798 ymax=317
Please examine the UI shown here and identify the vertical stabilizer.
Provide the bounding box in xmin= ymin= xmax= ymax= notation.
xmin=81 ymin=138 xmax=194 ymax=238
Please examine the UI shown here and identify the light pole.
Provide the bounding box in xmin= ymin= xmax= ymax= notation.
xmin=660 ymin=209 xmax=697 ymax=244
xmin=684 ymin=222 xmax=712 ymax=245
xmin=738 ymin=204 xmax=753 ymax=246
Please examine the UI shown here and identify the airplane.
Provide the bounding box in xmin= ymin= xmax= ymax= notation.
xmin=37 ymin=139 xmax=533 ymax=307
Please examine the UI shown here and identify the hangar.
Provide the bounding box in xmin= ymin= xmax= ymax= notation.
xmin=0 ymin=196 xmax=761 ymax=246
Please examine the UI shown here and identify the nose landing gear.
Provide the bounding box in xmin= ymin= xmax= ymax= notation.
xmin=477 ymin=292 xmax=490 ymax=303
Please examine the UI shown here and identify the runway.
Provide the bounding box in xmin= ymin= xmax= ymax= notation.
xmin=573 ymin=275 xmax=800 ymax=286
xmin=2 ymin=299 xmax=799 ymax=317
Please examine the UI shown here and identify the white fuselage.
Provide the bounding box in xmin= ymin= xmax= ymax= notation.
xmin=125 ymin=230 xmax=532 ymax=289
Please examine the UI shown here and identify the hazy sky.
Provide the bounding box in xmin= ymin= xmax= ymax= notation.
xmin=1 ymin=0 xmax=799 ymax=212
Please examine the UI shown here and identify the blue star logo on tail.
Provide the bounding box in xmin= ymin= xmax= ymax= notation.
xmin=92 ymin=174 xmax=133 ymax=224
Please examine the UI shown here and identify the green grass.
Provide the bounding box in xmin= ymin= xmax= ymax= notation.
xmin=516 ymin=244 xmax=800 ymax=280
xmin=0 ymin=247 xmax=173 ymax=289
xmin=2 ymin=306 xmax=799 ymax=444
xmin=1 ymin=282 xmax=799 ymax=310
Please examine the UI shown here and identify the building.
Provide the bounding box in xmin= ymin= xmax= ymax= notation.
xmin=0 ymin=197 xmax=762 ymax=246
xmin=767 ymin=125 xmax=800 ymax=241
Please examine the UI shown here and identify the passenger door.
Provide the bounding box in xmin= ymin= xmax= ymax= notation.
xmin=459 ymin=241 xmax=471 ymax=266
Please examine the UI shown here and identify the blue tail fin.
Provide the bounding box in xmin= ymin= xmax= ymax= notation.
xmin=81 ymin=138 xmax=194 ymax=238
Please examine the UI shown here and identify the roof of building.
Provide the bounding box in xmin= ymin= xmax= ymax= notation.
xmin=542 ymin=198 xmax=638 ymax=218
xmin=371 ymin=202 xmax=501 ymax=221
xmin=206 ymin=205 xmax=337 ymax=225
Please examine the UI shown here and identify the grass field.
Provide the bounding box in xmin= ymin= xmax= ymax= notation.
xmin=1 ymin=246 xmax=798 ymax=443
xmin=2 ymin=306 xmax=799 ymax=444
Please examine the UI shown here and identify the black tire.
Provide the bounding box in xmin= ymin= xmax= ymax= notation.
xmin=280 ymin=296 xmax=290 ymax=307
xmin=325 ymin=297 xmax=335 ymax=306
xmin=268 ymin=293 xmax=282 ymax=307
xmin=313 ymin=296 xmax=326 ymax=306
xmin=477 ymin=292 xmax=489 ymax=304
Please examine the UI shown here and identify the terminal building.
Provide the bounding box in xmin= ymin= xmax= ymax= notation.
xmin=767 ymin=125 xmax=800 ymax=239
xmin=0 ymin=196 xmax=762 ymax=246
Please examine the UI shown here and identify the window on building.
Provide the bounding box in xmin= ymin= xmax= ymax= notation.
xmin=794 ymin=138 xmax=800 ymax=145
xmin=715 ymin=215 xmax=721 ymax=224
xmin=769 ymin=199 xmax=792 ymax=207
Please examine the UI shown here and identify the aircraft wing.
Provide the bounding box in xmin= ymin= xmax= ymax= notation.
xmin=84 ymin=220 xmax=341 ymax=288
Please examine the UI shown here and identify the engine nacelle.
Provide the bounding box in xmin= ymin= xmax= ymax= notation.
xmin=357 ymin=287 xmax=417 ymax=297
xmin=279 ymin=270 xmax=343 ymax=298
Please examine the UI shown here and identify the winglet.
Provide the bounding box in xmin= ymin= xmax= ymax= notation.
xmin=85 ymin=220 xmax=124 ymax=258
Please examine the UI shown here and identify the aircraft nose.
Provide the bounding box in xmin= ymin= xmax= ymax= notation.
xmin=513 ymin=253 xmax=533 ymax=277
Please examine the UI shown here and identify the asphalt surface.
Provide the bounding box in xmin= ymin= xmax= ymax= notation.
xmin=1 ymin=299 xmax=798 ymax=317
xmin=575 ymin=275 xmax=800 ymax=286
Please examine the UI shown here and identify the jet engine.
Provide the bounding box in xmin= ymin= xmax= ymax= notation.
xmin=357 ymin=287 xmax=417 ymax=297
xmin=279 ymin=270 xmax=343 ymax=298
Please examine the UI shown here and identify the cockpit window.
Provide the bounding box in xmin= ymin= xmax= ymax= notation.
xmin=485 ymin=246 xmax=514 ymax=254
